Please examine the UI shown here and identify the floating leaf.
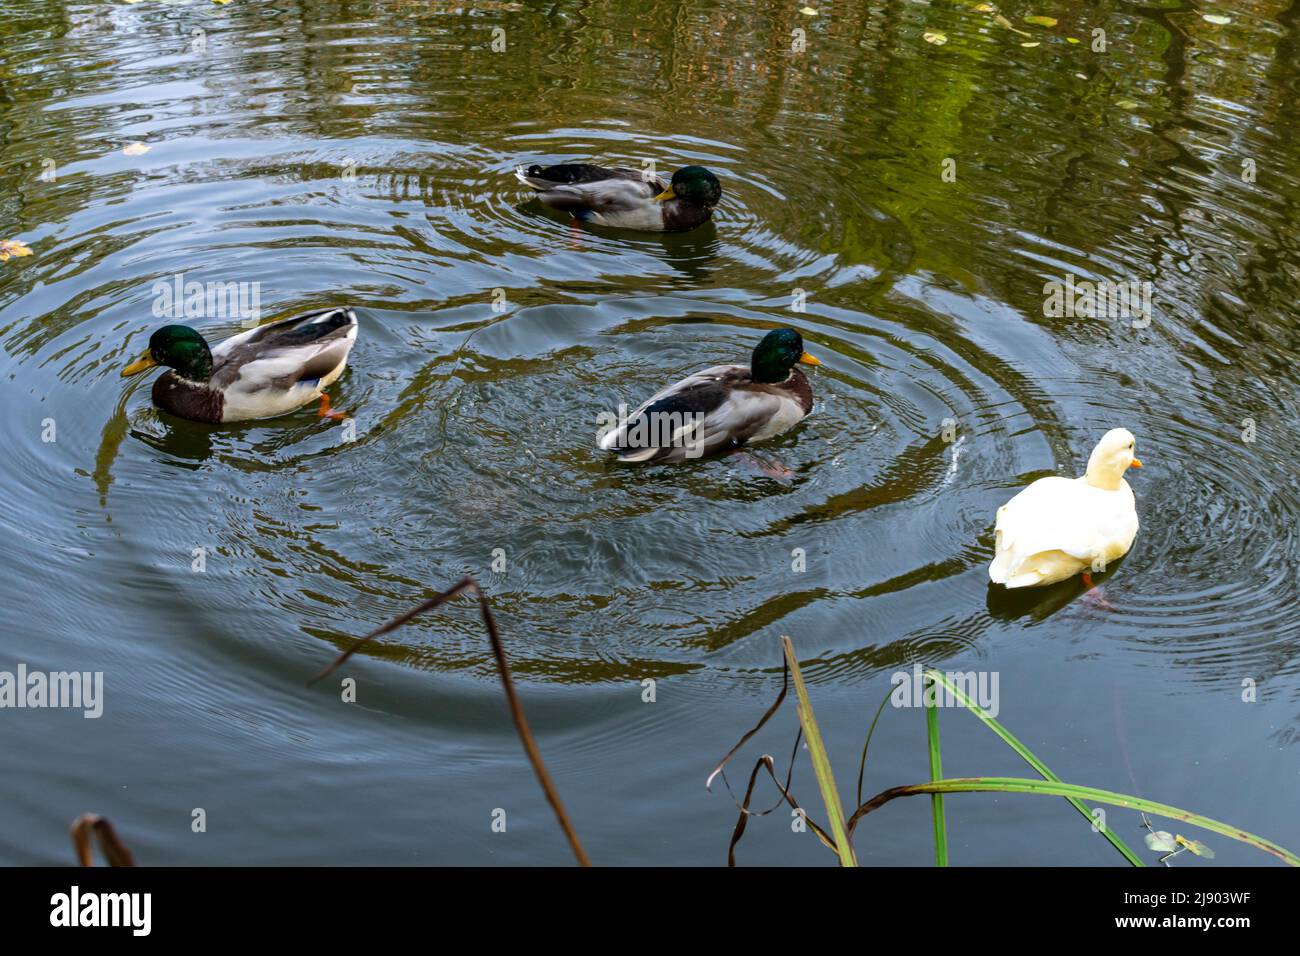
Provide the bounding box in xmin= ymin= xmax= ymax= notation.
xmin=1075 ymin=72 xmax=1087 ymax=80
xmin=123 ymin=0 xmax=144 ymax=4
xmin=1024 ymin=15 xmax=1057 ymax=27
xmin=973 ymin=2 xmax=996 ymax=11
xmin=1066 ymin=36 xmax=1080 ymax=43
xmin=923 ymin=30 xmax=949 ymax=45
xmin=1116 ymin=99 xmax=1139 ymax=110
xmin=123 ymin=142 xmax=151 ymax=156
xmin=994 ymin=14 xmax=1033 ymax=36
xmin=1020 ymin=41 xmax=1040 ymax=47
xmin=1201 ymin=13 xmax=1231 ymax=25
xmin=799 ymin=6 xmax=818 ymax=15
xmin=0 ymin=239 xmax=34 ymax=262
xmin=1144 ymin=829 xmax=1177 ymax=853
xmin=213 ymin=0 xmax=232 ymax=5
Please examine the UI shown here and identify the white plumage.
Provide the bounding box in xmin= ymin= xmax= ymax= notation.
xmin=989 ymin=428 xmax=1142 ymax=588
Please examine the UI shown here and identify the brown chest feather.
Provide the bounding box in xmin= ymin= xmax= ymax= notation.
xmin=783 ymin=368 xmax=814 ymax=415
xmin=661 ymin=200 xmax=713 ymax=232
xmin=152 ymin=372 xmax=226 ymax=424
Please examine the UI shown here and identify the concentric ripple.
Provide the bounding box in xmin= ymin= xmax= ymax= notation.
xmin=2 ymin=0 xmax=1300 ymax=864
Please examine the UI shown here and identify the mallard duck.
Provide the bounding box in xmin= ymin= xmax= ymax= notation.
xmin=989 ymin=428 xmax=1143 ymax=588
xmin=120 ymin=307 xmax=358 ymax=424
xmin=515 ymin=163 xmax=721 ymax=232
xmin=598 ymin=328 xmax=820 ymax=463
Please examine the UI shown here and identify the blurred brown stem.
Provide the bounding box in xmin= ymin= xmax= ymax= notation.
xmin=70 ymin=814 xmax=135 ymax=867
xmin=309 ymin=576 xmax=591 ymax=867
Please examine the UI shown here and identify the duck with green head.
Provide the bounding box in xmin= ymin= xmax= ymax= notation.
xmin=598 ymin=328 xmax=820 ymax=463
xmin=120 ymin=307 xmax=358 ymax=424
xmin=515 ymin=162 xmax=722 ymax=232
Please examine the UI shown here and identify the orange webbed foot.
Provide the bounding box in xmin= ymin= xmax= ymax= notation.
xmin=317 ymin=391 xmax=347 ymax=421
xmin=1080 ymin=571 xmax=1114 ymax=610
xmin=730 ymin=449 xmax=794 ymax=482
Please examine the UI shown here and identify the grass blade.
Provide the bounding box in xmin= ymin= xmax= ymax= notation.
xmin=780 ymin=635 xmax=857 ymax=867
xmin=848 ymin=777 xmax=1300 ymax=866
xmin=925 ymin=668 xmax=1143 ymax=866
xmin=924 ymin=671 xmax=949 ymax=866
xmin=855 ymin=683 xmax=894 ymax=806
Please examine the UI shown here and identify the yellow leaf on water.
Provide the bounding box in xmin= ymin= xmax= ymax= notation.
xmin=923 ymin=30 xmax=949 ymax=45
xmin=1176 ymin=835 xmax=1216 ymax=858
xmin=1066 ymin=36 xmax=1080 ymax=43
xmin=213 ymin=0 xmax=232 ymax=5
xmin=994 ymin=13 xmax=1032 ymax=36
xmin=123 ymin=0 xmax=144 ymax=4
xmin=799 ymin=6 xmax=818 ymax=15
xmin=973 ymin=3 xmax=996 ymax=11
xmin=1202 ymin=13 xmax=1231 ymax=25
xmin=1020 ymin=41 xmax=1040 ymax=47
xmin=1024 ymin=15 xmax=1057 ymax=27
xmin=0 ymin=239 xmax=34 ymax=262
xmin=1116 ymin=99 xmax=1139 ymax=109
xmin=123 ymin=142 xmax=151 ymax=156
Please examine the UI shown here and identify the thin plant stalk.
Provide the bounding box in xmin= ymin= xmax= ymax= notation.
xmin=311 ymin=577 xmax=591 ymax=867
xmin=781 ymin=635 xmax=857 ymax=867
xmin=923 ymin=671 xmax=948 ymax=866
xmin=925 ymin=668 xmax=1143 ymax=866
xmin=855 ymin=684 xmax=894 ymax=806
xmin=847 ymin=777 xmax=1300 ymax=867
xmin=70 ymin=814 xmax=135 ymax=867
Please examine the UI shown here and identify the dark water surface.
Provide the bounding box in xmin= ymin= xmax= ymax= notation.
xmin=2 ymin=0 xmax=1298 ymax=865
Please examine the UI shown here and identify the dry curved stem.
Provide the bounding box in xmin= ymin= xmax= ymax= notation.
xmin=855 ymin=682 xmax=895 ymax=806
xmin=728 ymin=754 xmax=838 ymax=866
xmin=309 ymin=576 xmax=590 ymax=867
xmin=716 ymin=727 xmax=803 ymax=818
xmin=706 ymin=658 xmax=788 ymax=791
xmin=727 ymin=755 xmax=775 ymax=866
xmin=70 ymin=814 xmax=135 ymax=867
xmin=709 ymin=652 xmax=844 ymax=863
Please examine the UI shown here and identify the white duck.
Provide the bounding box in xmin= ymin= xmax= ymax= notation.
xmin=989 ymin=428 xmax=1142 ymax=588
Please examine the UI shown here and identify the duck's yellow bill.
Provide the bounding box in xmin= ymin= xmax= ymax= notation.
xmin=798 ymin=351 xmax=820 ymax=366
xmin=653 ymin=185 xmax=675 ymax=201
xmin=121 ymin=353 xmax=158 ymax=377
xmin=1130 ymin=457 xmax=1143 ymax=468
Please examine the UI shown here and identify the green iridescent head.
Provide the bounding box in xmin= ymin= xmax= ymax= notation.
xmin=656 ymin=166 xmax=722 ymax=207
xmin=121 ymin=325 xmax=214 ymax=381
xmin=751 ymin=328 xmax=820 ymax=383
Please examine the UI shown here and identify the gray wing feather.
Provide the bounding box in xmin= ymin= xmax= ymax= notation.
xmin=599 ymin=365 xmax=788 ymax=460
xmin=537 ymin=179 xmax=659 ymax=214
xmin=516 ymin=164 xmax=666 ymax=214
xmin=210 ymin=309 xmax=357 ymax=391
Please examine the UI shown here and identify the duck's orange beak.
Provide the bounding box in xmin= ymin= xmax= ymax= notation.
xmin=798 ymin=351 xmax=820 ymax=366
xmin=121 ymin=352 xmax=158 ymax=377
xmin=1130 ymin=458 xmax=1143 ymax=468
xmin=653 ymin=185 xmax=676 ymax=202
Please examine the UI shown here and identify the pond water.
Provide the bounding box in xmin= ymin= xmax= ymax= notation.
xmin=1 ymin=0 xmax=1297 ymax=866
